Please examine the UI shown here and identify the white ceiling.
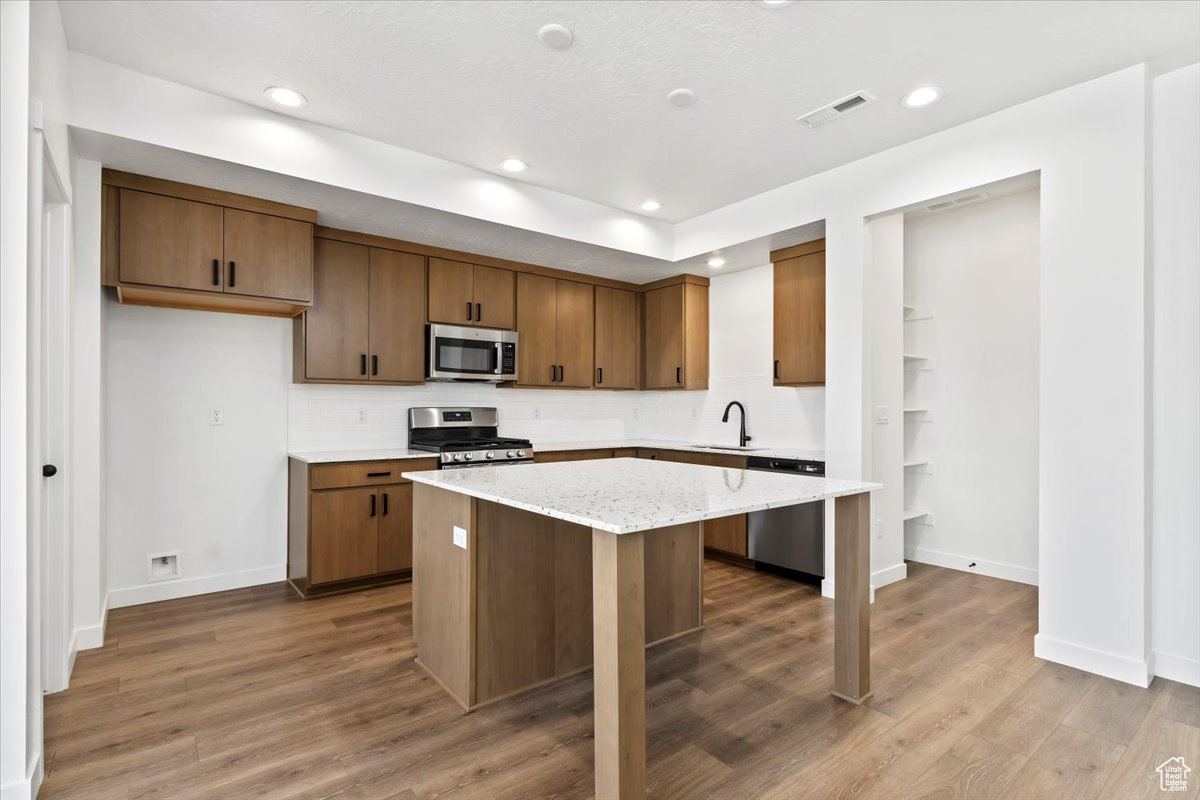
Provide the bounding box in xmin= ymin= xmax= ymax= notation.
xmin=59 ymin=0 xmax=1199 ymax=223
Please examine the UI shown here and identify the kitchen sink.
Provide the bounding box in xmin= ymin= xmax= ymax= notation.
xmin=695 ymin=444 xmax=765 ymax=451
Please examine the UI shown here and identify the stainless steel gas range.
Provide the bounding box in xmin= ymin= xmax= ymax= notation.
xmin=407 ymin=407 xmax=534 ymax=469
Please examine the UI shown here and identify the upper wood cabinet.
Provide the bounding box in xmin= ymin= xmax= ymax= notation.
xmin=644 ymin=281 xmax=708 ymax=390
xmin=103 ymin=171 xmax=316 ymax=317
xmin=516 ymin=274 xmax=594 ymax=387
xmin=295 ymin=237 xmax=426 ymax=384
xmin=773 ymin=241 xmax=826 ymax=386
xmin=594 ymin=287 xmax=639 ymax=389
xmin=427 ymin=257 xmax=515 ymax=329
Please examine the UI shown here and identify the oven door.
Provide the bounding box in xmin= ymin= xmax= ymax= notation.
xmin=427 ymin=324 xmax=517 ymax=381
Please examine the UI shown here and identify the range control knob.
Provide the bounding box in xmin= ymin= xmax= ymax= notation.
xmin=516 ymin=449 xmax=526 ymax=458
xmin=485 ymin=451 xmax=495 ymax=460
xmin=506 ymin=450 xmax=515 ymax=458
xmin=464 ymin=452 xmax=474 ymax=461
xmin=451 ymin=453 xmax=463 ymax=462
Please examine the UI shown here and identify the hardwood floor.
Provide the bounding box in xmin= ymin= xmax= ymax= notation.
xmin=41 ymin=561 xmax=1198 ymax=799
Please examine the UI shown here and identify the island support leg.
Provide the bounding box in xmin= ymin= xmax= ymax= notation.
xmin=832 ymin=492 xmax=872 ymax=704
xmin=592 ymin=529 xmax=647 ymax=800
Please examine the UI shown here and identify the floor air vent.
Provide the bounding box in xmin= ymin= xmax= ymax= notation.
xmin=797 ymin=91 xmax=875 ymax=128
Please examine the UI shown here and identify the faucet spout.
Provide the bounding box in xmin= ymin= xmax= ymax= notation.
xmin=721 ymin=401 xmax=751 ymax=447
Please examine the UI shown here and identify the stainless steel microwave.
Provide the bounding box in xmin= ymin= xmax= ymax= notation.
xmin=426 ymin=324 xmax=518 ymax=382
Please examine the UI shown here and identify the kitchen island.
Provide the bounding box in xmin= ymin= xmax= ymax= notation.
xmin=402 ymin=458 xmax=879 ymax=800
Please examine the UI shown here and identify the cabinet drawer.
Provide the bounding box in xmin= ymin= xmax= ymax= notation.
xmin=534 ymin=449 xmax=613 ymax=463
xmin=309 ymin=458 xmax=437 ymax=490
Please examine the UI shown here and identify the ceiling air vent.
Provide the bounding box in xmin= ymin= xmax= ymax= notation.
xmin=797 ymin=91 xmax=875 ymax=128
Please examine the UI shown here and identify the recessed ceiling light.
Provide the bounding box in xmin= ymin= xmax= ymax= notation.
xmin=499 ymin=158 xmax=529 ymax=173
xmin=901 ymin=86 xmax=943 ymax=108
xmin=755 ymin=0 xmax=794 ymax=7
xmin=538 ymin=23 xmax=573 ymax=49
xmin=264 ymin=86 xmax=307 ymax=108
xmin=707 ymin=256 xmax=726 ymax=268
xmin=667 ymin=88 xmax=696 ymax=108
xmin=639 ymin=199 xmax=662 ymax=212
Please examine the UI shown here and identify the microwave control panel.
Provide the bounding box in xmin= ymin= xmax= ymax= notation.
xmin=500 ymin=342 xmax=516 ymax=374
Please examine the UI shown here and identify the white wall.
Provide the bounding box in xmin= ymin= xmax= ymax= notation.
xmin=1150 ymin=64 xmax=1200 ymax=688
xmin=901 ymin=190 xmax=1041 ymax=585
xmin=104 ymin=302 xmax=290 ymax=607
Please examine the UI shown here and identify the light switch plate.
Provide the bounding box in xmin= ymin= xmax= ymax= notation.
xmin=452 ymin=525 xmax=467 ymax=549
xmin=875 ymin=405 xmax=889 ymax=425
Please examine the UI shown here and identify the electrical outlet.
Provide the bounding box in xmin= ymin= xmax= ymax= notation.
xmin=357 ymin=408 xmax=368 ymax=424
xmin=533 ymin=407 xmax=540 ymax=419
xmin=209 ymin=408 xmax=224 ymax=426
xmin=452 ymin=525 xmax=467 ymax=549
xmin=874 ymin=518 xmax=884 ymax=539
xmin=875 ymin=406 xmax=889 ymax=425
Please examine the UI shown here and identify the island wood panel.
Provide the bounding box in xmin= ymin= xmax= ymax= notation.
xmin=833 ymin=491 xmax=871 ymax=703
xmin=309 ymin=486 xmax=379 ymax=585
xmin=412 ymin=483 xmax=476 ymax=707
xmin=773 ymin=249 xmax=825 ymax=386
xmin=367 ymin=248 xmax=426 ymax=382
xmin=222 ymin=208 xmax=313 ymax=302
xmin=472 ymin=264 xmax=515 ymax=330
xmin=533 ymin=449 xmax=614 ymax=463
xmin=377 ymin=483 xmax=414 ymax=573
xmin=304 ymin=238 xmax=370 ymax=380
xmin=118 ymin=188 xmax=224 ymax=292
xmin=594 ymin=286 xmax=640 ymax=389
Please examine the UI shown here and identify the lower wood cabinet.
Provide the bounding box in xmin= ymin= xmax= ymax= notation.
xmin=641 ymin=449 xmax=749 ymax=557
xmin=288 ymin=457 xmax=437 ymax=596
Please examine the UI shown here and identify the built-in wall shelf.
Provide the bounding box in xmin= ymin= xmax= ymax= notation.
xmin=904 ymin=460 xmax=932 ymax=468
xmin=903 ymin=353 xmax=931 ymax=362
xmin=903 ymin=407 xmax=930 ymax=414
xmin=903 ymin=303 xmax=934 ymax=321
xmin=903 ymin=508 xmax=931 ymax=522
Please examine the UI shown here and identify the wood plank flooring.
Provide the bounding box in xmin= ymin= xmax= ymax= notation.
xmin=40 ymin=561 xmax=1199 ymax=799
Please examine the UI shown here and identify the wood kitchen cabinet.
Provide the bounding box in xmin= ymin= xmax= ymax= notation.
xmin=593 ymin=286 xmax=640 ymax=389
xmin=773 ymin=240 xmax=826 ymax=386
xmin=644 ymin=280 xmax=708 ymax=390
xmin=428 ymin=257 xmax=515 ymax=329
xmin=295 ymin=238 xmax=425 ymax=384
xmin=516 ymin=273 xmax=594 ymax=388
xmin=104 ymin=171 xmax=316 ymax=316
xmin=288 ymin=457 xmax=438 ymax=597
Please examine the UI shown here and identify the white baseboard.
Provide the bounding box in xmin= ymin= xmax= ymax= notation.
xmin=0 ymin=751 xmax=42 ymax=800
xmin=820 ymin=563 xmax=907 ymax=604
xmin=1153 ymin=650 xmax=1200 ymax=688
xmin=1034 ymin=633 xmax=1152 ymax=687
xmin=905 ymin=545 xmax=1038 ymax=586
xmin=72 ymin=593 xmax=109 ymax=652
xmin=107 ymin=564 xmax=286 ymax=609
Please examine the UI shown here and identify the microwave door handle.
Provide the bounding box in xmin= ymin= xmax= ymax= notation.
xmin=495 ymin=341 xmax=504 ymax=375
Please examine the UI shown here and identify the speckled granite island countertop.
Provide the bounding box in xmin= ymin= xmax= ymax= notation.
xmin=401 ymin=457 xmax=878 ymax=534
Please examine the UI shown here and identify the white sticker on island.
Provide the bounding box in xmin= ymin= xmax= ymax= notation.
xmin=452 ymin=526 xmax=467 ymax=549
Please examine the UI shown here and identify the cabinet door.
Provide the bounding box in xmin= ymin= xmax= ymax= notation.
xmin=644 ymin=284 xmax=685 ymax=389
xmin=516 ymin=273 xmax=559 ymax=386
xmin=309 ymin=487 xmax=379 ymax=584
xmin=594 ymin=287 xmax=639 ymax=389
xmin=427 ymin=258 xmax=475 ymax=325
xmin=223 ymin=208 xmax=313 ymax=302
xmin=703 ymin=514 xmax=748 ymax=557
xmin=305 ymin=239 xmax=370 ymax=380
xmin=118 ymin=189 xmax=223 ymax=291
xmin=555 ymin=280 xmax=594 ymax=388
xmin=472 ymin=265 xmax=515 ymax=330
xmin=377 ymin=484 xmax=414 ymax=573
xmin=369 ymin=249 xmax=425 ymax=382
xmin=774 ymin=251 xmax=825 ymax=386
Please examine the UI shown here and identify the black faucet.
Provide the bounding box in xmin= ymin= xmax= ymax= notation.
xmin=721 ymin=401 xmax=751 ymax=448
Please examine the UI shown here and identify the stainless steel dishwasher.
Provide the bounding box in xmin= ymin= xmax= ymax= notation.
xmin=747 ymin=456 xmax=825 ymax=577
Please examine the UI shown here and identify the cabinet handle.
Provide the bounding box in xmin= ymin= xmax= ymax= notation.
xmin=366 ymin=471 xmax=391 ymax=478
xmin=557 ymin=365 xmax=564 ymax=383
xmin=467 ymin=302 xmax=473 ymax=321
xmin=212 ymin=259 xmax=219 ymax=286
xmin=228 ymin=261 xmax=236 ymax=287
xmin=360 ymin=354 xmax=367 ymax=376
xmin=774 ymin=360 xmax=780 ymax=380
xmin=597 ymin=367 xmax=602 ymax=385
xmin=370 ymin=494 xmax=377 ymax=517
xmin=676 ymin=366 xmax=682 ymax=384
xmin=550 ymin=364 xmax=556 ymax=383
xmin=372 ymin=355 xmax=379 ymax=376
xmin=476 ymin=302 xmax=481 ymax=321
xmin=382 ymin=492 xmax=389 ymax=516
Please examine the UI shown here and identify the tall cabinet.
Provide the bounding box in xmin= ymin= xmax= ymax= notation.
xmin=772 ymin=240 xmax=826 ymax=386
xmin=643 ymin=279 xmax=708 ymax=390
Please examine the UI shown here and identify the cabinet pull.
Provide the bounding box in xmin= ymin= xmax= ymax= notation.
xmin=372 ymin=355 xmax=379 ymax=376
xmin=557 ymin=365 xmax=564 ymax=383
xmin=360 ymin=354 xmax=367 ymax=376
xmin=228 ymin=261 xmax=236 ymax=287
xmin=467 ymin=302 xmax=473 ymax=321
xmin=476 ymin=302 xmax=481 ymax=321
xmin=366 ymin=471 xmax=391 ymax=478
xmin=370 ymin=494 xmax=377 ymax=517
xmin=212 ymin=259 xmax=219 ymax=286
xmin=382 ymin=492 xmax=389 ymax=516
xmin=597 ymin=367 xmax=602 ymax=384
xmin=676 ymin=366 xmax=682 ymax=384
xmin=774 ymin=360 xmax=780 ymax=380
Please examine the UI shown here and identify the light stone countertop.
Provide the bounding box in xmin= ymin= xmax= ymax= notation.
xmin=289 ymin=439 xmax=825 ymax=464
xmin=401 ymin=457 xmax=878 ymax=534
